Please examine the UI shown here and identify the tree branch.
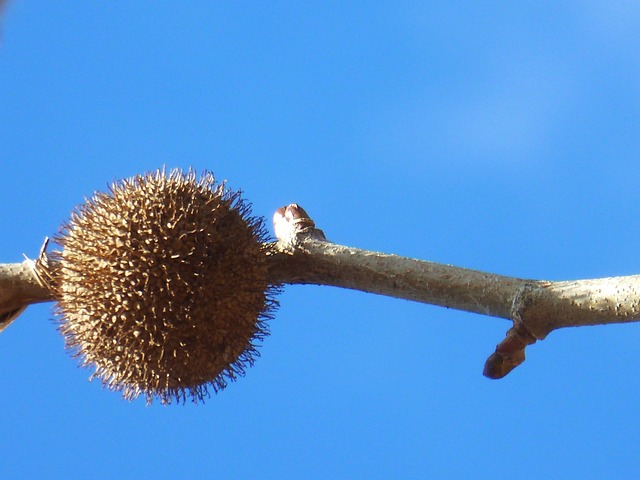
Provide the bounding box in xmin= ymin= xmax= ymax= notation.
xmin=269 ymin=204 xmax=640 ymax=378
xmin=0 ymin=261 xmax=52 ymax=332
xmin=267 ymin=224 xmax=640 ymax=331
xmin=2 ymin=204 xmax=640 ymax=379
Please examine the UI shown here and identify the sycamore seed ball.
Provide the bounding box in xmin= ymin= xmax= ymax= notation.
xmin=51 ymin=169 xmax=278 ymax=404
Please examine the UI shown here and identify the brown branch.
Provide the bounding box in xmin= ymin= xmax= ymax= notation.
xmin=0 ymin=261 xmax=52 ymax=332
xmin=268 ymin=236 xmax=531 ymax=319
xmin=269 ymin=204 xmax=640 ymax=378
xmin=2 ymin=204 xmax=640 ymax=379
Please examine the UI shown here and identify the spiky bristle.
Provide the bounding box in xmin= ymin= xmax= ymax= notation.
xmin=50 ymin=169 xmax=278 ymax=404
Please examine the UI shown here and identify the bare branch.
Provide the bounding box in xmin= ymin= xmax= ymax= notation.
xmin=1 ymin=203 xmax=639 ymax=379
xmin=0 ymin=261 xmax=52 ymax=331
xmin=269 ymin=204 xmax=640 ymax=378
xmin=268 ymin=236 xmax=531 ymax=319
xmin=268 ymin=236 xmax=640 ymax=329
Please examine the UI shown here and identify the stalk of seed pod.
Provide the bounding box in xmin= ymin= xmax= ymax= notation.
xmin=50 ymin=169 xmax=278 ymax=404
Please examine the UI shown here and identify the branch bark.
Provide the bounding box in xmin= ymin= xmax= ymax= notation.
xmin=269 ymin=204 xmax=640 ymax=378
xmin=2 ymin=204 xmax=640 ymax=379
xmin=0 ymin=261 xmax=52 ymax=332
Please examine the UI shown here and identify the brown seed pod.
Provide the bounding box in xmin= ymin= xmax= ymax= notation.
xmin=50 ymin=169 xmax=278 ymax=404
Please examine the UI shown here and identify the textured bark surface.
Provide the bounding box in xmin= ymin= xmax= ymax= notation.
xmin=268 ymin=238 xmax=529 ymax=319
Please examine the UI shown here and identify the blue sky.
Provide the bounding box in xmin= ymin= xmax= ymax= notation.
xmin=2 ymin=2 xmax=640 ymax=478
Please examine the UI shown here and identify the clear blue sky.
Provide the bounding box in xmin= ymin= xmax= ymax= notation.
xmin=2 ymin=2 xmax=640 ymax=478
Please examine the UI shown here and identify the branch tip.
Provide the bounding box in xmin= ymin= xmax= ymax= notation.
xmin=483 ymin=324 xmax=537 ymax=379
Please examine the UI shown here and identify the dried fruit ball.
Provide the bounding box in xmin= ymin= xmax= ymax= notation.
xmin=51 ymin=169 xmax=278 ymax=404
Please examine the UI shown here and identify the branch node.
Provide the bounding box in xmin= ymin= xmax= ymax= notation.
xmin=30 ymin=237 xmax=56 ymax=293
xmin=0 ymin=238 xmax=55 ymax=333
xmin=483 ymin=283 xmax=539 ymax=379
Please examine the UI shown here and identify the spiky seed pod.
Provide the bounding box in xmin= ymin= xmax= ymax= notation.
xmin=51 ymin=169 xmax=278 ymax=404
